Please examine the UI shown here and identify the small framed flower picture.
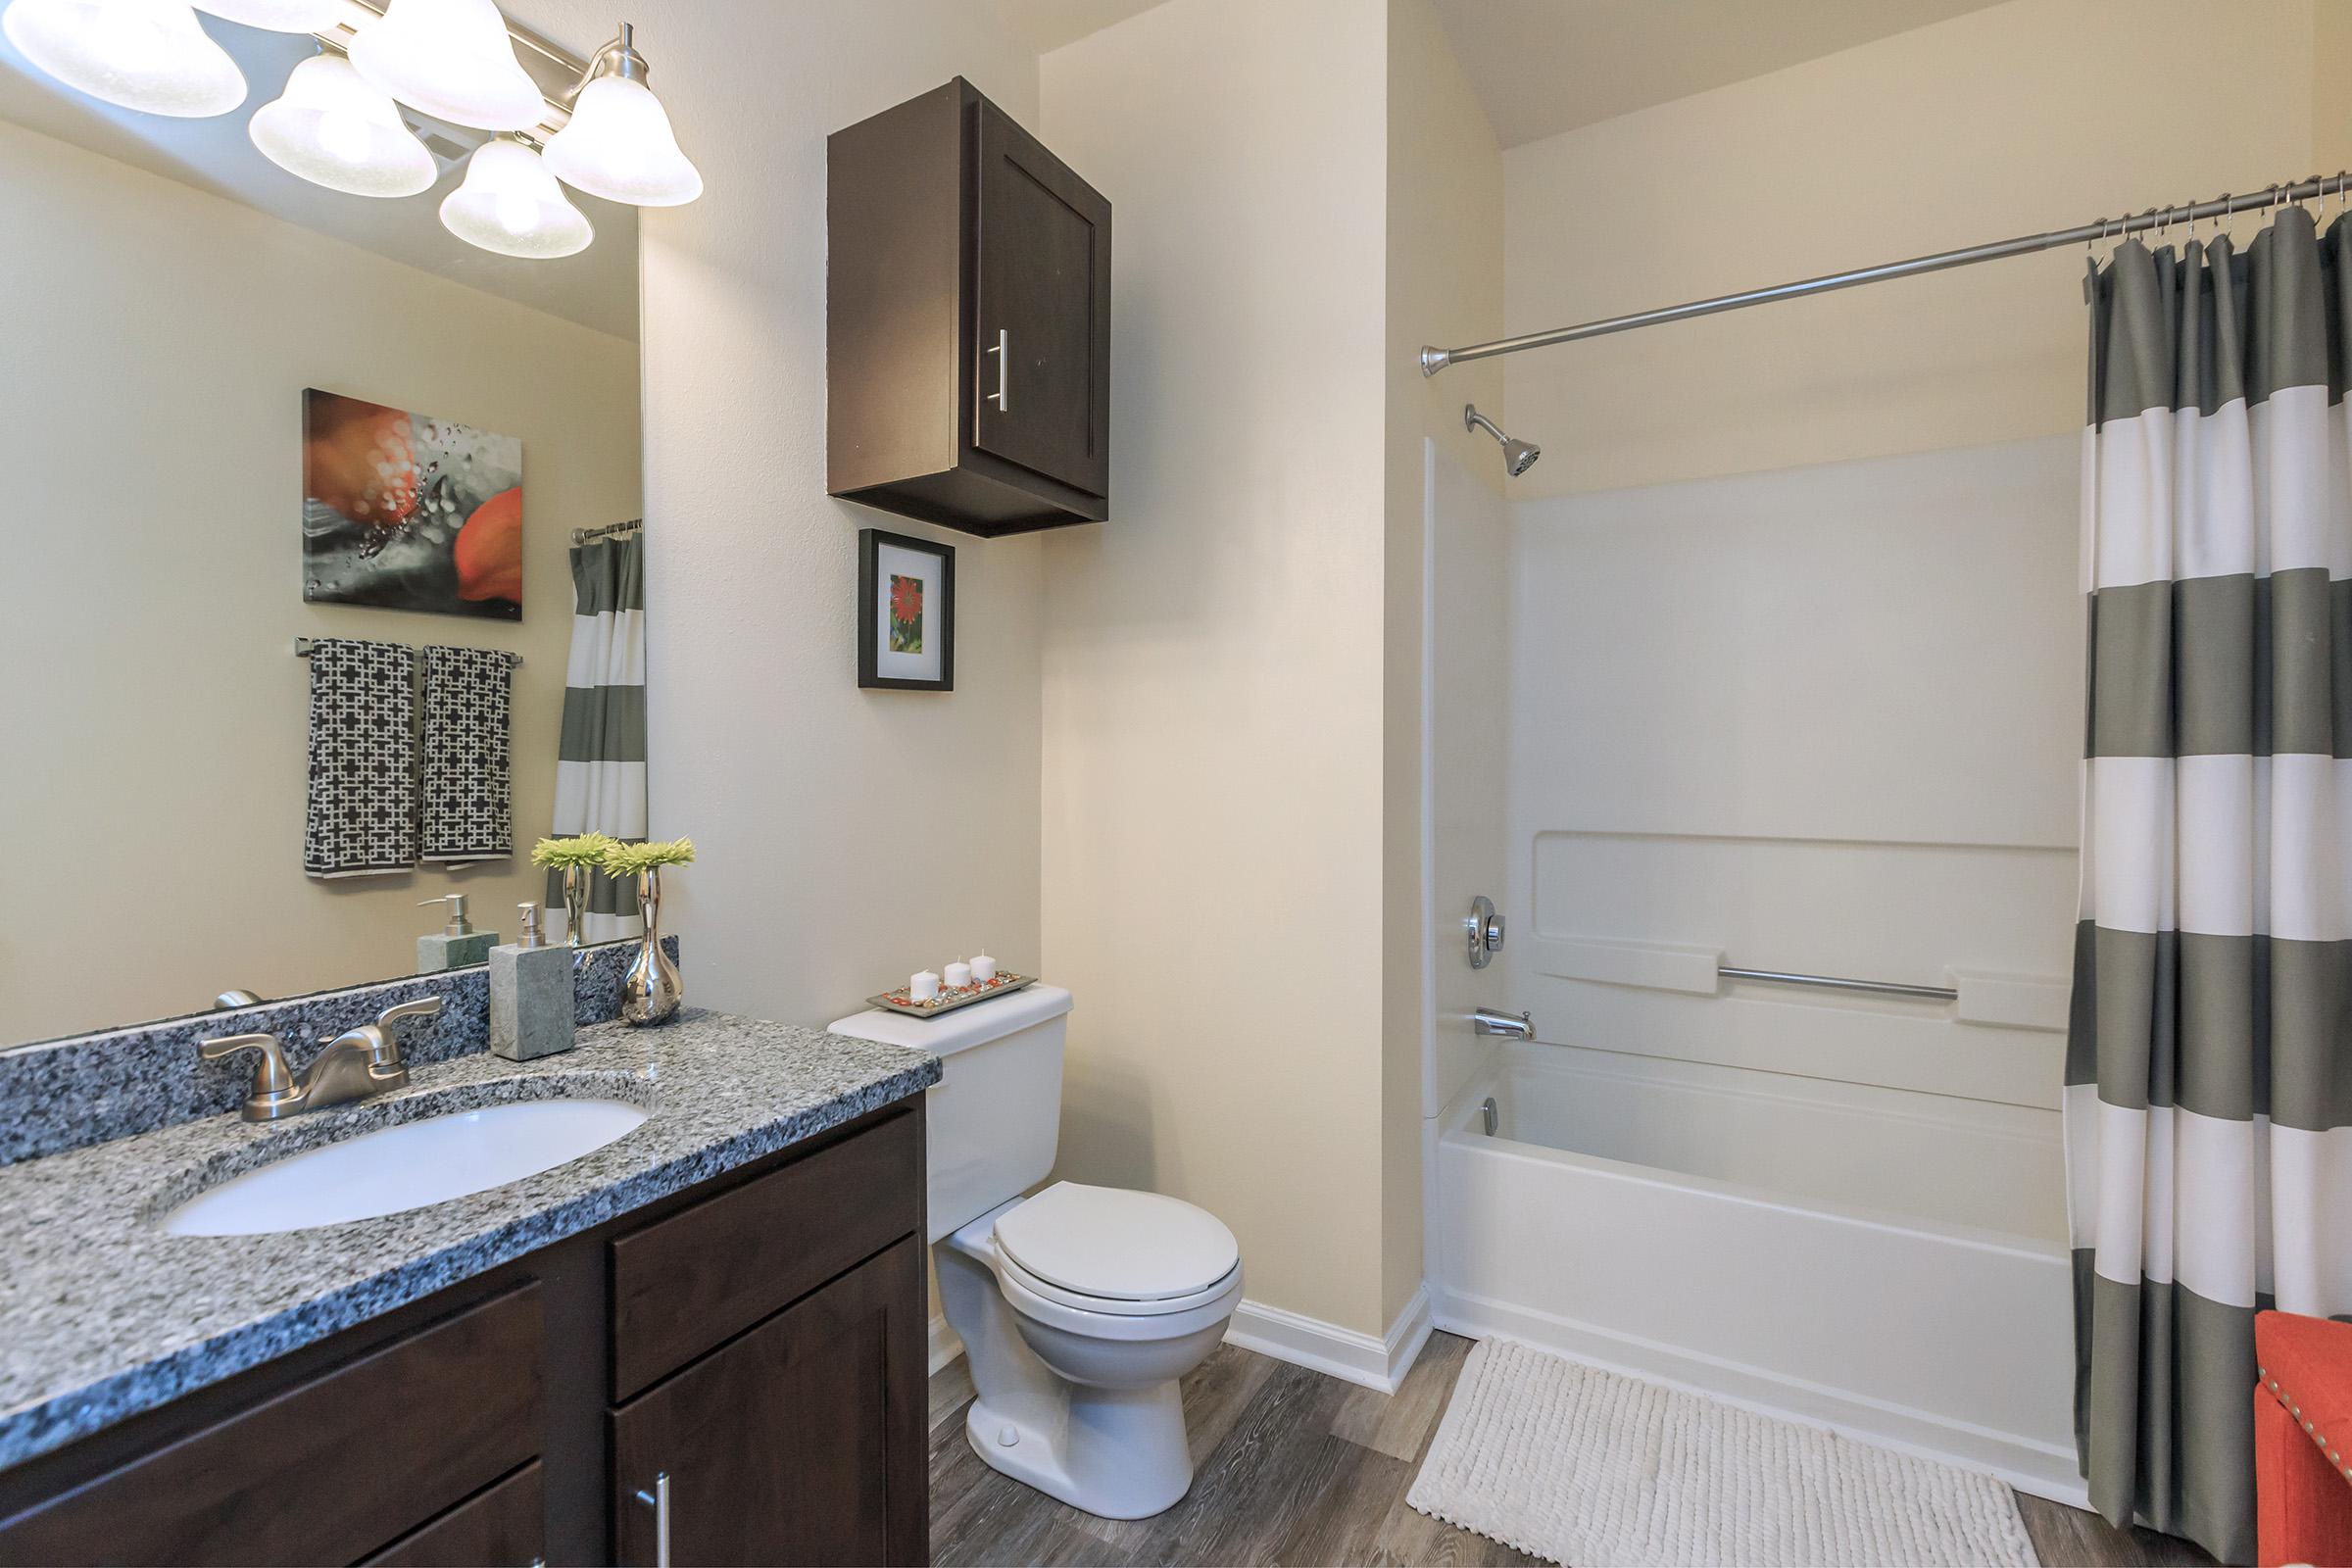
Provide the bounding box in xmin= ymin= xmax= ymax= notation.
xmin=858 ymin=527 xmax=956 ymax=691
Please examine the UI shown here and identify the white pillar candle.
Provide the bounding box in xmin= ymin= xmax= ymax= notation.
xmin=944 ymin=960 xmax=973 ymax=989
xmin=908 ymin=970 xmax=941 ymax=1004
xmin=971 ymin=953 xmax=998 ymax=983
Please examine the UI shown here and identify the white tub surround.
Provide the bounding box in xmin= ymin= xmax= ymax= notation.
xmin=1430 ymin=1043 xmax=2081 ymax=1502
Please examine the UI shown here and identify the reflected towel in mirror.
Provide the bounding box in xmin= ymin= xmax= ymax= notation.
xmin=421 ymin=645 xmax=515 ymax=865
xmin=303 ymin=638 xmax=417 ymax=878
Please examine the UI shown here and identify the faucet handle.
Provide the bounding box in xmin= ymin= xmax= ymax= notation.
xmin=376 ymin=995 xmax=443 ymax=1026
xmin=369 ymin=996 xmax=443 ymax=1067
xmin=199 ymin=1032 xmax=293 ymax=1095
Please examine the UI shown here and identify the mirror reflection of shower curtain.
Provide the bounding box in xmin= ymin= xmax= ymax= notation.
xmin=2069 ymin=205 xmax=2351 ymax=1565
xmin=549 ymin=529 xmax=648 ymax=942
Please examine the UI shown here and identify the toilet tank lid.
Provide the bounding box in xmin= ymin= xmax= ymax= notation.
xmin=825 ymin=983 xmax=1072 ymax=1054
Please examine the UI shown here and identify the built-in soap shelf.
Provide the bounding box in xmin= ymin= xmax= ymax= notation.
xmin=1524 ymin=934 xmax=2070 ymax=1033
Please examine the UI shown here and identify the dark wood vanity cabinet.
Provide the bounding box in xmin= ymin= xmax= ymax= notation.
xmin=0 ymin=1102 xmax=929 ymax=1568
xmin=828 ymin=77 xmax=1112 ymax=535
xmin=612 ymin=1238 xmax=925 ymax=1567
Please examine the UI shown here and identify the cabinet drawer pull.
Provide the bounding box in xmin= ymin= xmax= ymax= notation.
xmin=634 ymin=1471 xmax=671 ymax=1568
xmin=985 ymin=327 xmax=1008 ymax=411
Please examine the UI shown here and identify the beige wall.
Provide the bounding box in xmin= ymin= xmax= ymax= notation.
xmin=1037 ymin=0 xmax=1396 ymax=1336
xmin=588 ymin=0 xmax=1050 ymax=1025
xmin=0 ymin=117 xmax=638 ymax=1044
xmin=1383 ymin=0 xmax=1504 ymax=1325
xmin=1502 ymin=0 xmax=2325 ymax=498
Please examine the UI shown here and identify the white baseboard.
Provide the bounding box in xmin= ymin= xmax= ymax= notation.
xmin=928 ymin=1285 xmax=1438 ymax=1397
xmin=1429 ymin=1284 xmax=2088 ymax=1508
xmin=1224 ymin=1284 xmax=1434 ymax=1395
xmin=928 ymin=1313 xmax=963 ymax=1376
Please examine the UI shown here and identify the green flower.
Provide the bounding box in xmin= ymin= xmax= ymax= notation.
xmin=601 ymin=837 xmax=698 ymax=878
xmin=532 ymin=832 xmax=622 ymax=870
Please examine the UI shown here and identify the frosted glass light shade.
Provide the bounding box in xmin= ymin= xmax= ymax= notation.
xmin=542 ymin=72 xmax=700 ymax=206
xmin=440 ymin=136 xmax=590 ymax=258
xmin=1 ymin=0 xmax=245 ymax=117
xmin=347 ymin=0 xmax=537 ymax=130
xmin=250 ymin=52 xmax=433 ymax=197
xmin=190 ymin=0 xmax=343 ymax=30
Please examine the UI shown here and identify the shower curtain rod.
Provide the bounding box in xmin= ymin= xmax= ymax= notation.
xmin=1419 ymin=171 xmax=2349 ymax=375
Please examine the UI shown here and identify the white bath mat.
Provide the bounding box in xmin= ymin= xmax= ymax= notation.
xmin=1406 ymin=1339 xmax=2036 ymax=1567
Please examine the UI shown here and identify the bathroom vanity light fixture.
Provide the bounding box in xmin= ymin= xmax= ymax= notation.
xmin=1 ymin=0 xmax=247 ymax=117
xmin=5 ymin=0 xmax=702 ymax=251
xmin=249 ymin=48 xmax=434 ymax=195
xmin=539 ymin=23 xmax=697 ymax=205
xmin=346 ymin=0 xmax=539 ymax=129
xmin=440 ymin=132 xmax=591 ymax=258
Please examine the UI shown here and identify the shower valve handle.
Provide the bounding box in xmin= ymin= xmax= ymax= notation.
xmin=1466 ymin=895 xmax=1504 ymax=969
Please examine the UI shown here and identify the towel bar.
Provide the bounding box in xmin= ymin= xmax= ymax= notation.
xmin=293 ymin=638 xmax=520 ymax=666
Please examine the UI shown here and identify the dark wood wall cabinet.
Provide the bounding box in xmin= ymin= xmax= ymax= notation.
xmin=828 ymin=78 xmax=1112 ymax=536
xmin=0 ymin=1102 xmax=930 ymax=1568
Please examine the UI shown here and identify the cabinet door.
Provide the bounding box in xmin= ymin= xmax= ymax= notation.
xmin=971 ymin=95 xmax=1111 ymax=499
xmin=611 ymin=1237 xmax=927 ymax=1567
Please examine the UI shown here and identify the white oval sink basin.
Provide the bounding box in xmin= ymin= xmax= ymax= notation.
xmin=163 ymin=1100 xmax=650 ymax=1237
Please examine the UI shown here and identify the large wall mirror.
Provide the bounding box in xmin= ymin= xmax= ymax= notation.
xmin=0 ymin=15 xmax=643 ymax=1048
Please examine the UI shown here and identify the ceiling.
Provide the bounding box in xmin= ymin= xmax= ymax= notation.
xmin=1430 ymin=0 xmax=2002 ymax=150
xmin=0 ymin=16 xmax=638 ymax=339
xmin=992 ymin=1 xmax=2002 ymax=151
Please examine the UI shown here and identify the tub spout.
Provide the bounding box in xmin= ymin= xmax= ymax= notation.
xmin=1471 ymin=1006 xmax=1533 ymax=1041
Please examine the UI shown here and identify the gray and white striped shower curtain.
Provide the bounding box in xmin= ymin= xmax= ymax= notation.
xmin=2070 ymin=204 xmax=2351 ymax=1562
xmin=549 ymin=530 xmax=647 ymax=942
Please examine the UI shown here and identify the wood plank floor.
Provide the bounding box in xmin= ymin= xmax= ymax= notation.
xmin=929 ymin=1331 xmax=2217 ymax=1567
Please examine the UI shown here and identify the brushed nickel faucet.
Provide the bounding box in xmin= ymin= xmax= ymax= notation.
xmin=198 ymin=997 xmax=443 ymax=1122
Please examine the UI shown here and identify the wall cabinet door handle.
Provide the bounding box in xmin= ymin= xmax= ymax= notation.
xmin=985 ymin=327 xmax=1008 ymax=411
xmin=633 ymin=1471 xmax=671 ymax=1568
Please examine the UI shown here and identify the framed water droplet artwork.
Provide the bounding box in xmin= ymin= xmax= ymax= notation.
xmin=857 ymin=527 xmax=956 ymax=691
xmin=302 ymin=388 xmax=523 ymax=620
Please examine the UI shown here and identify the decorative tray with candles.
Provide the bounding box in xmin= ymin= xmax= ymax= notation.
xmin=865 ymin=972 xmax=1038 ymax=1019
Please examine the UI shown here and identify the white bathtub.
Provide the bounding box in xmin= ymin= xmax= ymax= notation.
xmin=1430 ymin=1041 xmax=2084 ymax=1502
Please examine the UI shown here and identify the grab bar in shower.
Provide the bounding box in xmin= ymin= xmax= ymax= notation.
xmin=1717 ymin=965 xmax=1958 ymax=1004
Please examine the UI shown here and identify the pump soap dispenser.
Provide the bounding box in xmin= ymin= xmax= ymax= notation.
xmin=490 ymin=903 xmax=574 ymax=1061
xmin=416 ymin=894 xmax=498 ymax=972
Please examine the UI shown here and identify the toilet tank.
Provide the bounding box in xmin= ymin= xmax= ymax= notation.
xmin=826 ymin=985 xmax=1071 ymax=1242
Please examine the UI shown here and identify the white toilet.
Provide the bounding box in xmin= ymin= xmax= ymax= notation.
xmin=827 ymin=986 xmax=1241 ymax=1520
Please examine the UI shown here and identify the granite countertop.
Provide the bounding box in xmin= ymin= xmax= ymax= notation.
xmin=0 ymin=1009 xmax=940 ymax=1470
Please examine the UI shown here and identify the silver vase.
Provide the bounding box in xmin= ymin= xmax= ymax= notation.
xmin=562 ymin=863 xmax=593 ymax=949
xmin=622 ymin=868 xmax=683 ymax=1026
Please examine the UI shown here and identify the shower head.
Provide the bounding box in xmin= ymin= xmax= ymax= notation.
xmin=1464 ymin=404 xmax=1541 ymax=477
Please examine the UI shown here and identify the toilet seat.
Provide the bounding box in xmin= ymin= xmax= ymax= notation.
xmin=992 ymin=1182 xmax=1240 ymax=1304
xmin=998 ymin=1250 xmax=1242 ymax=1317
xmin=994 ymin=1250 xmax=1245 ymax=1344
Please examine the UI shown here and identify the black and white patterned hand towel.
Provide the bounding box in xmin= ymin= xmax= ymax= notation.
xmin=421 ymin=645 xmax=514 ymax=864
xmin=303 ymin=638 xmax=417 ymax=879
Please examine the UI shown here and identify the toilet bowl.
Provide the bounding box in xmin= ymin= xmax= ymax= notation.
xmin=826 ymin=986 xmax=1243 ymax=1519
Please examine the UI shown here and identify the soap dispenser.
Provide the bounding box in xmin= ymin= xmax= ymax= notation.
xmin=490 ymin=903 xmax=574 ymax=1060
xmin=416 ymin=894 xmax=498 ymax=972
